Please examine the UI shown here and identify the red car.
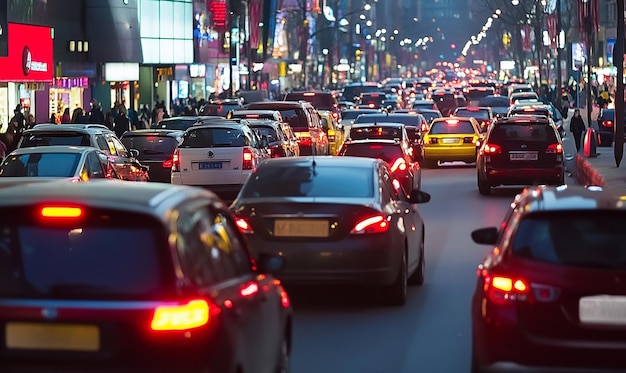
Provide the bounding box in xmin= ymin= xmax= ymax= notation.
xmin=471 ymin=185 xmax=626 ymax=372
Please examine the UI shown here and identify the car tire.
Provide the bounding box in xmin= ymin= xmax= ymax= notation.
xmin=408 ymin=233 xmax=425 ymax=286
xmin=423 ymin=159 xmax=438 ymax=169
xmin=478 ymin=173 xmax=491 ymax=196
xmin=275 ymin=333 xmax=290 ymax=373
xmin=384 ymin=250 xmax=407 ymax=306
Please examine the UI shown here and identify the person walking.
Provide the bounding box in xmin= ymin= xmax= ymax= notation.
xmin=114 ymin=110 xmax=131 ymax=138
xmin=570 ymin=109 xmax=586 ymax=153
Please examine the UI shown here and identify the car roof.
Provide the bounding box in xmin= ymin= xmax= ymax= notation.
xmin=257 ymin=155 xmax=381 ymax=168
xmin=230 ymin=110 xmax=281 ymax=117
xmin=351 ymin=122 xmax=405 ymax=129
xmin=514 ymin=185 xmax=626 ymax=213
xmin=343 ymin=139 xmax=401 ymax=146
xmin=245 ymin=101 xmax=313 ymax=109
xmin=121 ymin=129 xmax=184 ymax=137
xmin=496 ymin=115 xmax=551 ymax=124
xmin=9 ymin=145 xmax=96 ymax=155
xmin=27 ymin=123 xmax=112 ymax=133
xmin=191 ymin=122 xmax=248 ymax=130
xmin=0 ymin=180 xmax=222 ymax=221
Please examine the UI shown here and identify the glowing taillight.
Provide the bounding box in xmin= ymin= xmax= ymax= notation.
xmin=331 ymin=111 xmax=339 ymax=120
xmin=162 ymin=159 xmax=173 ymax=168
xmin=235 ymin=217 xmax=254 ymax=233
xmin=240 ymin=281 xmax=259 ymax=297
xmin=171 ymin=150 xmax=180 ymax=172
xmin=274 ymin=280 xmax=291 ymax=308
xmin=484 ymin=275 xmax=530 ymax=304
xmin=368 ymin=103 xmax=376 ymax=108
xmin=351 ymin=215 xmax=390 ymax=234
xmin=150 ymin=299 xmax=213 ymax=331
xmin=390 ymin=157 xmax=408 ymax=172
xmin=40 ymin=206 xmax=83 ymax=218
xmin=602 ymin=120 xmax=613 ymax=128
xmin=482 ymin=143 xmax=501 ymax=154
xmin=546 ymin=143 xmax=563 ymax=154
xmin=242 ymin=148 xmax=254 ymax=170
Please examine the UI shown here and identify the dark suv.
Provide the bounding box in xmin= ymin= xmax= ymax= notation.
xmin=283 ymin=91 xmax=341 ymax=123
xmin=476 ymin=115 xmax=564 ymax=195
xmin=0 ymin=180 xmax=292 ymax=373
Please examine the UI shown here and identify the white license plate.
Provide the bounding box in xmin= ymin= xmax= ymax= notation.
xmin=274 ymin=219 xmax=329 ymax=237
xmin=509 ymin=152 xmax=538 ymax=161
xmin=579 ymin=295 xmax=626 ymax=325
xmin=6 ymin=323 xmax=100 ymax=351
xmin=442 ymin=138 xmax=459 ymax=144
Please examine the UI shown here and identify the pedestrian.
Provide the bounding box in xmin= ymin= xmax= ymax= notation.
xmin=25 ymin=114 xmax=37 ymax=130
xmin=9 ymin=104 xmax=26 ymax=130
xmin=114 ymin=110 xmax=131 ymax=138
xmin=89 ymin=99 xmax=105 ymax=124
xmin=570 ymin=109 xmax=586 ymax=153
xmin=61 ymin=108 xmax=71 ymax=123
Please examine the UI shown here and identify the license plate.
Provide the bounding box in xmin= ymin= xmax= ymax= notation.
xmin=442 ymin=138 xmax=459 ymax=144
xmin=509 ymin=152 xmax=538 ymax=161
xmin=199 ymin=161 xmax=222 ymax=169
xmin=579 ymin=295 xmax=626 ymax=325
xmin=274 ymin=219 xmax=329 ymax=237
xmin=6 ymin=323 xmax=100 ymax=351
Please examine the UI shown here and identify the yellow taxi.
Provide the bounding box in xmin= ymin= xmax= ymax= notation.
xmin=318 ymin=110 xmax=345 ymax=155
xmin=422 ymin=117 xmax=482 ymax=168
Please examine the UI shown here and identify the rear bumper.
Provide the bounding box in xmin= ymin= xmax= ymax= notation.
xmin=423 ymin=146 xmax=477 ymax=162
xmin=482 ymin=166 xmax=564 ymax=186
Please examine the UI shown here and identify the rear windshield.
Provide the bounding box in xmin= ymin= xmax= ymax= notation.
xmin=250 ymin=125 xmax=279 ymax=142
xmin=455 ymin=109 xmax=490 ymax=120
xmin=339 ymin=143 xmax=403 ymax=165
xmin=19 ymin=133 xmax=91 ymax=148
xmin=490 ymin=124 xmax=556 ymax=142
xmin=358 ymin=95 xmax=385 ymax=105
xmin=285 ymin=93 xmax=335 ymax=111
xmin=511 ymin=211 xmax=626 ymax=269
xmin=180 ymin=128 xmax=249 ymax=148
xmin=153 ymin=119 xmax=198 ymax=130
xmin=471 ymin=96 xmax=510 ymax=108
xmin=201 ymin=104 xmax=241 ymax=116
xmin=241 ymin=165 xmax=373 ymax=198
xmin=276 ymin=109 xmax=309 ymax=130
xmin=354 ymin=115 xmax=422 ymax=126
xmin=341 ymin=111 xmax=376 ymax=120
xmin=350 ymin=126 xmax=403 ymax=141
xmin=465 ymin=89 xmax=494 ymax=100
xmin=0 ymin=211 xmax=167 ymax=298
xmin=413 ymin=102 xmax=435 ymax=109
xmin=419 ymin=111 xmax=441 ymax=122
xmin=429 ymin=121 xmax=475 ymax=134
xmin=342 ymin=85 xmax=380 ymax=101
xmin=121 ymin=135 xmax=179 ymax=156
xmin=0 ymin=153 xmax=80 ymax=177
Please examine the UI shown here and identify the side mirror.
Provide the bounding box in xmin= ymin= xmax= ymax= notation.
xmin=130 ymin=149 xmax=140 ymax=158
xmin=471 ymin=227 xmax=499 ymax=245
xmin=408 ymin=190 xmax=431 ymax=204
xmin=257 ymin=253 xmax=285 ymax=275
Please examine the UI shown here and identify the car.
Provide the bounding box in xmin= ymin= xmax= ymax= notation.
xmin=509 ymin=91 xmax=539 ymax=105
xmin=352 ymin=113 xmax=425 ymax=162
xmin=0 ymin=180 xmax=291 ymax=373
xmin=120 ymin=129 xmax=184 ymax=183
xmin=597 ymin=108 xmax=626 ymax=146
xmin=453 ymin=106 xmax=494 ymax=132
xmin=230 ymin=156 xmax=431 ymax=306
xmin=507 ymin=83 xmax=534 ymax=96
xmin=356 ymin=92 xmax=387 ymax=109
xmin=339 ymin=108 xmax=380 ymax=136
xmin=244 ymin=119 xmax=299 ymax=158
xmin=338 ymin=138 xmax=421 ymax=193
xmin=412 ymin=99 xmax=438 ymax=111
xmin=340 ymin=82 xmax=381 ymax=103
xmin=150 ymin=116 xmax=224 ymax=130
xmin=283 ymin=90 xmax=341 ymax=124
xmin=317 ymin=109 xmax=345 ymax=156
xmin=464 ymin=87 xmax=495 ymax=101
xmin=171 ymin=120 xmax=269 ymax=200
xmin=199 ymin=98 xmax=243 ymax=116
xmin=476 ymin=115 xmax=565 ymax=195
xmin=508 ymin=103 xmax=565 ymax=139
xmin=244 ymin=101 xmax=330 ymax=156
xmin=468 ymin=95 xmax=509 ymax=118
xmin=0 ymin=145 xmax=115 ymax=182
xmin=229 ymin=110 xmax=284 ymax=122
xmin=470 ymin=185 xmax=626 ymax=372
xmin=18 ymin=123 xmax=149 ymax=181
xmin=422 ymin=117 xmax=482 ymax=168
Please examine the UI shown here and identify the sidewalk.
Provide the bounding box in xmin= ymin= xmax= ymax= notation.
xmin=574 ymin=144 xmax=626 ymax=190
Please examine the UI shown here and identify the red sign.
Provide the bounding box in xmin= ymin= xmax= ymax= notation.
xmin=210 ymin=0 xmax=228 ymax=31
xmin=0 ymin=23 xmax=53 ymax=82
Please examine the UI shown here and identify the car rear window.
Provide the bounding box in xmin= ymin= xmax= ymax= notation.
xmin=241 ymin=165 xmax=373 ymax=198
xmin=342 ymin=85 xmax=380 ymax=101
xmin=275 ymin=109 xmax=309 ymax=131
xmin=285 ymin=93 xmax=334 ymax=111
xmin=455 ymin=109 xmax=490 ymax=120
xmin=201 ymin=104 xmax=241 ymax=116
xmin=154 ymin=119 xmax=198 ymax=130
xmin=359 ymin=95 xmax=385 ymax=106
xmin=339 ymin=143 xmax=403 ymax=164
xmin=490 ymin=124 xmax=556 ymax=142
xmin=250 ymin=125 xmax=279 ymax=142
xmin=19 ymin=133 xmax=91 ymax=148
xmin=419 ymin=111 xmax=441 ymax=122
xmin=511 ymin=211 xmax=626 ymax=269
xmin=0 ymin=153 xmax=81 ymax=177
xmin=121 ymin=135 xmax=179 ymax=156
xmin=341 ymin=111 xmax=376 ymax=120
xmin=180 ymin=127 xmax=249 ymax=148
xmin=350 ymin=126 xmax=403 ymax=141
xmin=429 ymin=121 xmax=475 ymax=134
xmin=0 ymin=209 xmax=168 ymax=299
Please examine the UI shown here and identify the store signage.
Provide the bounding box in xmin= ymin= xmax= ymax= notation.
xmin=190 ymin=64 xmax=206 ymax=78
xmin=0 ymin=0 xmax=7 ymax=57
xmin=104 ymin=63 xmax=139 ymax=81
xmin=0 ymin=23 xmax=53 ymax=82
xmin=24 ymin=82 xmax=46 ymax=91
xmin=210 ymin=0 xmax=228 ymax=31
xmin=53 ymin=77 xmax=89 ymax=89
xmin=156 ymin=66 xmax=173 ymax=81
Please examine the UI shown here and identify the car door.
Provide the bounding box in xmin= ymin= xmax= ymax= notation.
xmin=110 ymin=135 xmax=147 ymax=181
xmin=85 ymin=151 xmax=107 ymax=180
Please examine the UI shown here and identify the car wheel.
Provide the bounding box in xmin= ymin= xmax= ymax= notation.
xmin=384 ymin=250 xmax=407 ymax=306
xmin=424 ymin=159 xmax=438 ymax=169
xmin=477 ymin=173 xmax=491 ymax=196
xmin=275 ymin=334 xmax=290 ymax=373
xmin=408 ymin=233 xmax=425 ymax=286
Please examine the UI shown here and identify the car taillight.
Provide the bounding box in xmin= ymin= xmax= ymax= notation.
xmin=484 ymin=274 xmax=530 ymax=304
xmin=40 ymin=206 xmax=83 ymax=218
xmin=390 ymin=157 xmax=408 ymax=172
xmin=171 ymin=150 xmax=180 ymax=172
xmin=602 ymin=120 xmax=613 ymax=128
xmin=331 ymin=111 xmax=339 ymax=121
xmin=546 ymin=143 xmax=563 ymax=154
xmin=235 ymin=217 xmax=254 ymax=233
xmin=162 ymin=158 xmax=173 ymax=168
xmin=150 ymin=299 xmax=215 ymax=331
xmin=350 ymin=214 xmax=390 ymax=234
xmin=274 ymin=280 xmax=291 ymax=308
xmin=463 ymin=136 xmax=477 ymax=144
xmin=240 ymin=281 xmax=259 ymax=297
xmin=482 ymin=143 xmax=501 ymax=154
xmin=299 ymin=136 xmax=312 ymax=146
xmin=368 ymin=103 xmax=376 ymax=108
xmin=424 ymin=136 xmax=438 ymax=144
xmin=242 ymin=148 xmax=254 ymax=170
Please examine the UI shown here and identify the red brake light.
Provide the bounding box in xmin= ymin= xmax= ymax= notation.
xmin=303 ymin=92 xmax=316 ymax=96
xmin=369 ymin=145 xmax=384 ymax=149
xmin=162 ymin=159 xmax=173 ymax=168
xmin=484 ymin=274 xmax=529 ymax=304
xmin=446 ymin=119 xmax=459 ymax=125
xmin=390 ymin=157 xmax=407 ymax=172
xmin=331 ymin=111 xmax=339 ymax=120
xmin=245 ymin=114 xmax=260 ymax=118
xmin=351 ymin=214 xmax=390 ymax=234
xmin=242 ymin=148 xmax=254 ymax=170
xmin=482 ymin=143 xmax=502 ymax=154
xmin=546 ymin=143 xmax=563 ymax=154
xmin=40 ymin=206 xmax=83 ymax=218
xmin=240 ymin=281 xmax=259 ymax=297
xmin=602 ymin=120 xmax=613 ymax=128
xmin=235 ymin=217 xmax=254 ymax=233
xmin=274 ymin=280 xmax=291 ymax=308
xmin=171 ymin=150 xmax=180 ymax=172
xmin=150 ymin=299 xmax=213 ymax=331
xmin=368 ymin=103 xmax=376 ymax=108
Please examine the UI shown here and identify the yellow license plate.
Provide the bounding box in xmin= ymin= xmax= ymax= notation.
xmin=274 ymin=219 xmax=329 ymax=237
xmin=6 ymin=322 xmax=100 ymax=351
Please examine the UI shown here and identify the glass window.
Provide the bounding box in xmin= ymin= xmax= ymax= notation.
xmin=121 ymin=135 xmax=179 ymax=156
xmin=241 ymin=165 xmax=374 ymax=198
xmin=455 ymin=109 xmax=490 ymax=120
xmin=0 ymin=153 xmax=80 ymax=177
xmin=180 ymin=128 xmax=248 ymax=148
xmin=95 ymin=135 xmax=110 ymax=152
xmin=19 ymin=134 xmax=90 ymax=148
xmin=490 ymin=124 xmax=556 ymax=142
xmin=429 ymin=121 xmax=475 ymax=134
xmin=251 ymin=125 xmax=279 ymax=142
xmin=339 ymin=143 xmax=403 ymax=165
xmin=211 ymin=210 xmax=252 ymax=275
xmin=86 ymin=152 xmax=106 ymax=178
xmin=349 ymin=126 xmax=403 ymax=141
xmin=110 ymin=137 xmax=129 ymax=157
xmin=272 ymin=109 xmax=308 ymax=131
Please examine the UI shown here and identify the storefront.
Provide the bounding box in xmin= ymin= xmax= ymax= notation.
xmin=103 ymin=62 xmax=140 ymax=111
xmin=49 ymin=77 xmax=90 ymax=122
xmin=0 ymin=23 xmax=53 ymax=129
